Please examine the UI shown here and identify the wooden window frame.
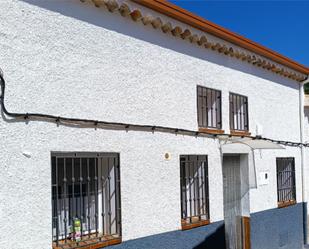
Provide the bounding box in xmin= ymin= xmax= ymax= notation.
xmin=197 ymin=85 xmax=223 ymax=132
xmin=229 ymin=92 xmax=249 ymax=133
xmin=53 ymin=237 xmax=121 ymax=249
xmin=276 ymin=157 xmax=296 ymax=208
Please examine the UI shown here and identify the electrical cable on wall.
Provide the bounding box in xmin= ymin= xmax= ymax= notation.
xmin=0 ymin=70 xmax=307 ymax=148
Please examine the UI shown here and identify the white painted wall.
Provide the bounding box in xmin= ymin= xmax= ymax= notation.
xmin=303 ymin=107 xmax=309 ymax=206
xmin=0 ymin=0 xmax=303 ymax=248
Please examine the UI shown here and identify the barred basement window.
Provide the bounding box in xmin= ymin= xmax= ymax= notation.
xmin=197 ymin=86 xmax=222 ymax=129
xmin=51 ymin=153 xmax=121 ymax=249
xmin=229 ymin=92 xmax=249 ymax=131
xmin=276 ymin=157 xmax=296 ymax=207
xmin=180 ymin=155 xmax=210 ymax=229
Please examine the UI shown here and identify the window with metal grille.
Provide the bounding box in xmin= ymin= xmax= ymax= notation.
xmin=229 ymin=92 xmax=249 ymax=131
xmin=276 ymin=157 xmax=296 ymax=204
xmin=197 ymin=86 xmax=222 ymax=129
xmin=180 ymin=155 xmax=209 ymax=227
xmin=51 ymin=153 xmax=121 ymax=249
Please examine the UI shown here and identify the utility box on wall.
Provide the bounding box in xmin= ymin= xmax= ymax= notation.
xmin=259 ymin=171 xmax=270 ymax=186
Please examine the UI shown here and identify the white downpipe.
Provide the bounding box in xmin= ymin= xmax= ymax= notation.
xmin=300 ymin=77 xmax=309 ymax=244
xmin=300 ymin=80 xmax=306 ymax=201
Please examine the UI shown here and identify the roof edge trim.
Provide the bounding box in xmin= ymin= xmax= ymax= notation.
xmin=133 ymin=0 xmax=309 ymax=75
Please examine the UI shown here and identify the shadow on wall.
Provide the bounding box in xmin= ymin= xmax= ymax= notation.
xmin=21 ymin=0 xmax=297 ymax=90
xmin=107 ymin=221 xmax=226 ymax=249
xmin=193 ymin=224 xmax=226 ymax=249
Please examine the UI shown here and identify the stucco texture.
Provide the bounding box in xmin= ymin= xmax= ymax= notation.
xmin=0 ymin=1 xmax=304 ymax=249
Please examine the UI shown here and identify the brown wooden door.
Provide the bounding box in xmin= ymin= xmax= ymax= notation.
xmin=242 ymin=216 xmax=251 ymax=249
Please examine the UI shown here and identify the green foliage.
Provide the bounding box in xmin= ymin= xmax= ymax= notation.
xmin=305 ymin=83 xmax=309 ymax=94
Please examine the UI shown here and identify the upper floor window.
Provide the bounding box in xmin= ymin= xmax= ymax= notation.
xmin=229 ymin=93 xmax=249 ymax=131
xmin=197 ymin=86 xmax=222 ymax=129
xmin=180 ymin=155 xmax=210 ymax=230
xmin=276 ymin=157 xmax=296 ymax=208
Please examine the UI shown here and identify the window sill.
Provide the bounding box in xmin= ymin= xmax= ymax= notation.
xmin=230 ymin=130 xmax=251 ymax=137
xmin=181 ymin=219 xmax=210 ymax=231
xmin=53 ymin=235 xmax=121 ymax=249
xmin=278 ymin=200 xmax=296 ymax=208
xmin=199 ymin=127 xmax=225 ymax=135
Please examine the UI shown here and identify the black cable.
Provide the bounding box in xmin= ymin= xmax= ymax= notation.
xmin=0 ymin=72 xmax=307 ymax=147
xmin=0 ymin=73 xmax=219 ymax=138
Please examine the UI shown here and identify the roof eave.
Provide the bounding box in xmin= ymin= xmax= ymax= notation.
xmin=133 ymin=0 xmax=309 ymax=76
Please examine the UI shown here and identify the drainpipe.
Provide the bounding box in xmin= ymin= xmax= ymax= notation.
xmin=300 ymin=76 xmax=309 ymax=245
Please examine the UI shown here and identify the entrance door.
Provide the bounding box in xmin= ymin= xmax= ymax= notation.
xmin=223 ymin=155 xmax=242 ymax=249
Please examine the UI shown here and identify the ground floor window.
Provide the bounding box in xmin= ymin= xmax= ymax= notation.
xmin=180 ymin=155 xmax=210 ymax=229
xmin=276 ymin=157 xmax=296 ymax=207
xmin=51 ymin=152 xmax=121 ymax=248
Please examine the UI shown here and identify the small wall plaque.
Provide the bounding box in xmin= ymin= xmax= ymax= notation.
xmin=259 ymin=171 xmax=269 ymax=185
xmin=164 ymin=152 xmax=171 ymax=160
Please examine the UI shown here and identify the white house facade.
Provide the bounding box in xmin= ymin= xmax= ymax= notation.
xmin=0 ymin=1 xmax=309 ymax=249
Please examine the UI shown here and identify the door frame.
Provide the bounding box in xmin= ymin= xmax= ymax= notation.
xmin=222 ymin=154 xmax=250 ymax=249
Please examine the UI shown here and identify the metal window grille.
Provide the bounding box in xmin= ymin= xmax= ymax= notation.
xmin=180 ymin=155 xmax=209 ymax=224
xmin=51 ymin=152 xmax=121 ymax=249
xmin=276 ymin=157 xmax=296 ymax=203
xmin=229 ymin=93 xmax=249 ymax=131
xmin=197 ymin=86 xmax=222 ymax=129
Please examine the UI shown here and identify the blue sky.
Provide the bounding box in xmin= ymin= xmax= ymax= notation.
xmin=170 ymin=1 xmax=309 ymax=67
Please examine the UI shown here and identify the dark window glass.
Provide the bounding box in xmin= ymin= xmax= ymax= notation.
xmin=197 ymin=86 xmax=222 ymax=129
xmin=229 ymin=93 xmax=249 ymax=131
xmin=180 ymin=155 xmax=209 ymax=225
xmin=276 ymin=157 xmax=296 ymax=203
xmin=51 ymin=153 xmax=121 ymax=247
